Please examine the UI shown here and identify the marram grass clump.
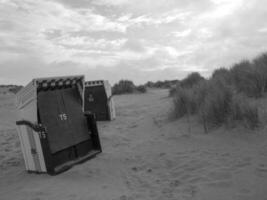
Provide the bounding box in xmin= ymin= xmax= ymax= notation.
xmin=170 ymin=52 xmax=267 ymax=131
xmin=112 ymin=80 xmax=147 ymax=95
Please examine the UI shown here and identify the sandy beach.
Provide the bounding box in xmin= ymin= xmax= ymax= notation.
xmin=0 ymin=89 xmax=267 ymax=200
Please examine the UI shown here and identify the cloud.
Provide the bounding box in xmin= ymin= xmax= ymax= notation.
xmin=92 ymin=0 xmax=212 ymax=15
xmin=122 ymin=39 xmax=146 ymax=52
xmin=1 ymin=0 xmax=267 ymax=85
xmin=0 ymin=0 xmax=129 ymax=65
xmin=125 ymin=10 xmax=191 ymax=26
xmin=172 ymin=29 xmax=192 ymax=38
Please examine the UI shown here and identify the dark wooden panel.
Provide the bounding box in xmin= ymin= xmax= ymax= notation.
xmin=75 ymin=140 xmax=94 ymax=158
xmin=52 ymin=146 xmax=77 ymax=167
xmin=62 ymin=87 xmax=91 ymax=145
xmin=84 ymin=85 xmax=109 ymax=120
xmin=38 ymin=90 xmax=75 ymax=153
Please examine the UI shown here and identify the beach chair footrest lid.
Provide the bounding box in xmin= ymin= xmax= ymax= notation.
xmin=52 ymin=150 xmax=101 ymax=175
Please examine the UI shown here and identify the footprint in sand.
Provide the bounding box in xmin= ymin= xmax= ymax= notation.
xmin=181 ymin=185 xmax=198 ymax=199
xmin=258 ymin=145 xmax=267 ymax=156
xmin=102 ymin=185 xmax=108 ymax=189
xmin=131 ymin=165 xmax=147 ymax=172
xmin=169 ymin=179 xmax=181 ymax=187
xmin=30 ymin=191 xmax=47 ymax=200
xmin=238 ymin=188 xmax=251 ymax=194
xmin=207 ymin=170 xmax=232 ymax=180
xmin=131 ymin=166 xmax=139 ymax=172
xmin=128 ymin=124 xmax=138 ymax=128
xmin=188 ymin=176 xmax=209 ymax=184
xmin=161 ymin=187 xmax=174 ymax=199
xmin=255 ymin=163 xmax=267 ymax=177
xmin=203 ymin=170 xmax=233 ymax=188
xmin=235 ymin=189 xmax=253 ymax=200
xmin=205 ymin=180 xmax=233 ymax=188
xmin=119 ymin=195 xmax=128 ymax=200
xmin=234 ymin=157 xmax=252 ymax=168
xmin=68 ymin=194 xmax=77 ymax=198
xmin=4 ymin=157 xmax=21 ymax=167
xmin=159 ymin=152 xmax=166 ymax=157
xmin=131 ymin=165 xmax=152 ymax=174
xmin=257 ymin=164 xmax=267 ymax=171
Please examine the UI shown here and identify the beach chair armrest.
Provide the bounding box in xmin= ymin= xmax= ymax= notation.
xmin=84 ymin=112 xmax=102 ymax=151
xmin=16 ymin=120 xmax=46 ymax=133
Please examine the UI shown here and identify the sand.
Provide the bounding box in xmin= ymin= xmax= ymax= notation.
xmin=0 ymin=89 xmax=267 ymax=200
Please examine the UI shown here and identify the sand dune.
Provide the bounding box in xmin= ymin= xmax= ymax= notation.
xmin=0 ymin=89 xmax=267 ymax=200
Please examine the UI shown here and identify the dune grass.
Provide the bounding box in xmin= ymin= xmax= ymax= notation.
xmin=112 ymin=80 xmax=147 ymax=95
xmin=171 ymin=53 xmax=267 ymax=131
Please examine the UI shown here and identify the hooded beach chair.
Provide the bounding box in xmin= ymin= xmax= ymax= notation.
xmin=83 ymin=80 xmax=115 ymax=121
xmin=15 ymin=75 xmax=102 ymax=175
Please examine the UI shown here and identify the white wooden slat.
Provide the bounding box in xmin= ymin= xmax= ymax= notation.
xmin=16 ymin=126 xmax=29 ymax=170
xmin=20 ymin=125 xmax=35 ymax=171
xmin=16 ymin=81 xmax=47 ymax=172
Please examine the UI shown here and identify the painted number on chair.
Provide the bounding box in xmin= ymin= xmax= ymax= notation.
xmin=39 ymin=132 xmax=46 ymax=139
xmin=59 ymin=113 xmax=67 ymax=121
xmin=88 ymin=94 xmax=94 ymax=102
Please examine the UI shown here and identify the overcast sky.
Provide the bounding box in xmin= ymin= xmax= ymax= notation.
xmin=0 ymin=0 xmax=267 ymax=85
